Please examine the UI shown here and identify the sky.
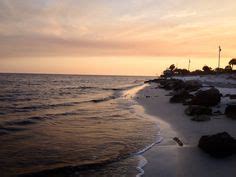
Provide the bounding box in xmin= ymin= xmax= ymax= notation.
xmin=1 ymin=0 xmax=236 ymax=76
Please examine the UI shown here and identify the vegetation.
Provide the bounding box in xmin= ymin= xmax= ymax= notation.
xmin=229 ymin=58 xmax=236 ymax=69
xmin=161 ymin=59 xmax=236 ymax=77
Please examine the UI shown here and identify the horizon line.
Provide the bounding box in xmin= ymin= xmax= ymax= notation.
xmin=0 ymin=72 xmax=155 ymax=77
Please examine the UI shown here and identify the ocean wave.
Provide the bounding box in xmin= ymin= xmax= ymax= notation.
xmin=89 ymin=85 xmax=141 ymax=103
xmin=134 ymin=136 xmax=163 ymax=156
xmin=28 ymin=116 xmax=51 ymax=121
xmin=9 ymin=93 xmax=121 ymax=112
xmin=67 ymin=84 xmax=142 ymax=92
xmin=0 ymin=97 xmax=32 ymax=102
xmin=78 ymin=86 xmax=96 ymax=89
xmin=0 ymin=116 xmax=52 ymax=135
xmin=136 ymin=155 xmax=147 ymax=177
xmin=0 ymin=112 xmax=6 ymax=115
xmin=102 ymin=88 xmax=123 ymax=91
xmin=7 ymin=102 xmax=84 ymax=113
xmin=0 ymin=110 xmax=87 ymax=131
xmin=21 ymin=102 xmax=79 ymax=110
xmin=134 ymin=137 xmax=163 ymax=177
xmin=91 ymin=96 xmax=116 ymax=103
xmin=17 ymin=135 xmax=162 ymax=177
xmin=5 ymin=119 xmax=37 ymax=126
xmin=0 ymin=125 xmax=27 ymax=134
xmin=18 ymin=157 xmax=122 ymax=177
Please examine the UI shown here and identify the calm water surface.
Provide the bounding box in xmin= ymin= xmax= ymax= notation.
xmin=0 ymin=74 xmax=158 ymax=177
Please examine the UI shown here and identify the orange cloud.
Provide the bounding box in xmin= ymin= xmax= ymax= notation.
xmin=1 ymin=0 xmax=236 ymax=75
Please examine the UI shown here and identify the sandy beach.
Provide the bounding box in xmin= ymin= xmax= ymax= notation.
xmin=134 ymin=83 xmax=236 ymax=177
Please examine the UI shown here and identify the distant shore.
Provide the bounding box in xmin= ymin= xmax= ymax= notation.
xmin=135 ymin=74 xmax=236 ymax=177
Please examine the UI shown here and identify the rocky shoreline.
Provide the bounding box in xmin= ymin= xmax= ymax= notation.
xmin=145 ymin=76 xmax=236 ymax=158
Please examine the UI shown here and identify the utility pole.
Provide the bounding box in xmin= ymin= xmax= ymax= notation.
xmin=188 ymin=59 xmax=191 ymax=71
xmin=218 ymin=46 xmax=221 ymax=68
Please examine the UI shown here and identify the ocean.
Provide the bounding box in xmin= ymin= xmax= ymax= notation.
xmin=0 ymin=73 xmax=158 ymax=177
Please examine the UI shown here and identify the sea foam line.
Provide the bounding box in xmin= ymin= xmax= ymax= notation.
xmin=136 ymin=155 xmax=147 ymax=177
xmin=135 ymin=135 xmax=163 ymax=177
xmin=125 ymin=84 xmax=163 ymax=177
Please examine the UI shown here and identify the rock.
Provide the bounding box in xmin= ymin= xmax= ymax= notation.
xmin=224 ymin=94 xmax=236 ymax=99
xmin=159 ymin=79 xmax=184 ymax=90
xmin=144 ymin=78 xmax=165 ymax=84
xmin=230 ymin=95 xmax=236 ymax=99
xmin=224 ymin=94 xmax=231 ymax=97
xmin=159 ymin=79 xmax=202 ymax=95
xmin=172 ymin=80 xmax=185 ymax=91
xmin=184 ymin=80 xmax=202 ymax=91
xmin=170 ymin=95 xmax=184 ymax=103
xmin=198 ymin=132 xmax=236 ymax=158
xmin=170 ymin=90 xmax=192 ymax=103
xmin=191 ymin=115 xmax=211 ymax=121
xmin=213 ymin=110 xmax=222 ymax=115
xmin=225 ymin=105 xmax=236 ymax=119
xmin=190 ymin=88 xmax=221 ymax=106
xmin=185 ymin=105 xmax=212 ymax=116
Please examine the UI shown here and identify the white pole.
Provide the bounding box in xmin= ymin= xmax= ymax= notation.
xmin=218 ymin=46 xmax=221 ymax=68
xmin=188 ymin=59 xmax=191 ymax=71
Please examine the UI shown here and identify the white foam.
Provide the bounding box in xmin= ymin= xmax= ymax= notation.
xmin=135 ymin=136 xmax=163 ymax=177
xmin=136 ymin=155 xmax=147 ymax=177
xmin=125 ymin=84 xmax=164 ymax=177
xmin=135 ymin=135 xmax=163 ymax=155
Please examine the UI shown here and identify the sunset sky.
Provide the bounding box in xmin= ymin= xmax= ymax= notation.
xmin=1 ymin=0 xmax=236 ymax=76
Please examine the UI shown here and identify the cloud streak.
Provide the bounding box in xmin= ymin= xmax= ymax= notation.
xmin=1 ymin=0 xmax=236 ymax=59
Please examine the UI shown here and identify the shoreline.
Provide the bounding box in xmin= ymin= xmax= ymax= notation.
xmin=134 ymin=83 xmax=236 ymax=177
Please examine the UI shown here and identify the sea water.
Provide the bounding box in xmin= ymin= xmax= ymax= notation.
xmin=0 ymin=74 xmax=158 ymax=177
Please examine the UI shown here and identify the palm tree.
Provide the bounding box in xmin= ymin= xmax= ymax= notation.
xmin=169 ymin=64 xmax=175 ymax=71
xmin=229 ymin=58 xmax=236 ymax=70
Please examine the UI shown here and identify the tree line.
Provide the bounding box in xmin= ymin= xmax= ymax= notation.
xmin=162 ymin=58 xmax=236 ymax=77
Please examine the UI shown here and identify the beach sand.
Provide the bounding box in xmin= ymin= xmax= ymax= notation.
xmin=134 ymin=83 xmax=236 ymax=177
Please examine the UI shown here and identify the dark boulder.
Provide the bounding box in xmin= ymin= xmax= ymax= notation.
xmin=191 ymin=115 xmax=211 ymax=121
xmin=198 ymin=132 xmax=236 ymax=158
xmin=161 ymin=79 xmax=202 ymax=92
xmin=185 ymin=105 xmax=212 ymax=116
xmin=172 ymin=80 xmax=185 ymax=91
xmin=144 ymin=78 xmax=165 ymax=84
xmin=230 ymin=95 xmax=236 ymax=99
xmin=224 ymin=94 xmax=236 ymax=99
xmin=225 ymin=105 xmax=236 ymax=119
xmin=191 ymin=88 xmax=221 ymax=106
xmin=159 ymin=79 xmax=184 ymax=90
xmin=184 ymin=80 xmax=202 ymax=92
xmin=170 ymin=90 xmax=193 ymax=103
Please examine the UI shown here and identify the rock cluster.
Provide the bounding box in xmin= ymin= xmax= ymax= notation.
xmin=154 ymin=78 xmax=224 ymax=121
xmin=145 ymin=78 xmax=236 ymax=158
